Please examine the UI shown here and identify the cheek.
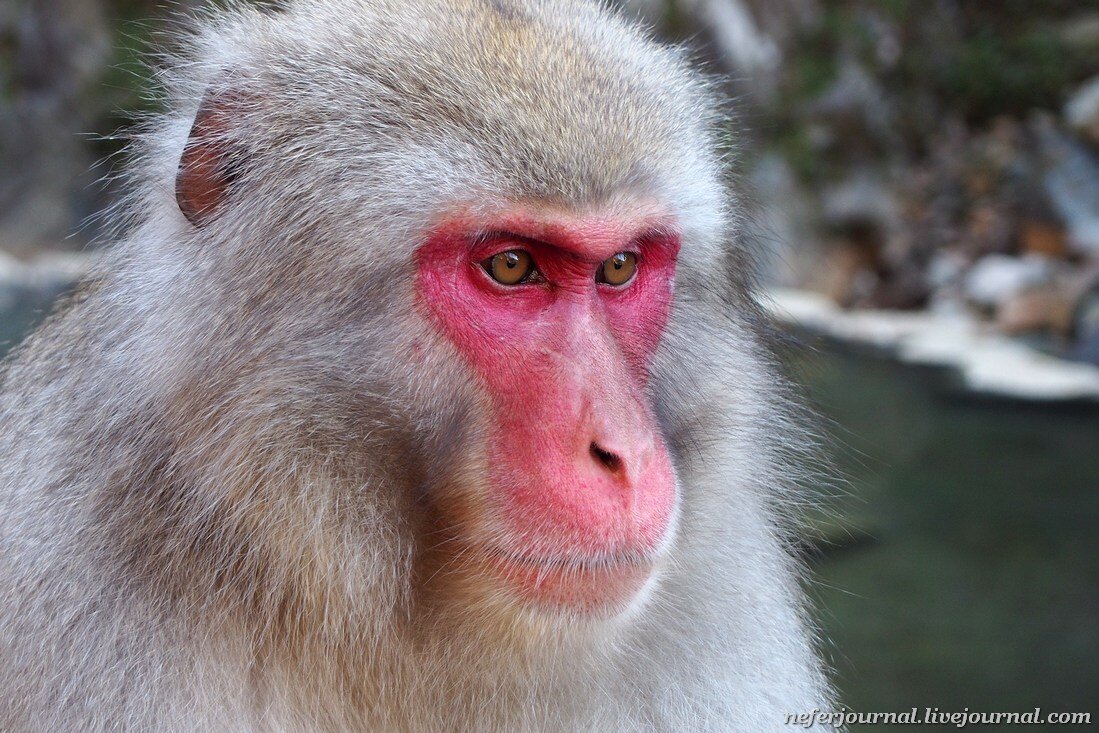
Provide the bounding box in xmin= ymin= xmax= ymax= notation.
xmin=417 ymin=252 xmax=550 ymax=371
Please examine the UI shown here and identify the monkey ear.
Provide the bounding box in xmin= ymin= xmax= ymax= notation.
xmin=176 ymin=90 xmax=247 ymax=226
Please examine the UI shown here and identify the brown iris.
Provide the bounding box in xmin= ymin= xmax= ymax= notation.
xmin=598 ymin=252 xmax=637 ymax=286
xmin=484 ymin=250 xmax=536 ymax=285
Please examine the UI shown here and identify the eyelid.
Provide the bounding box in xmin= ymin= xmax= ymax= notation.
xmin=469 ymin=231 xmax=540 ymax=260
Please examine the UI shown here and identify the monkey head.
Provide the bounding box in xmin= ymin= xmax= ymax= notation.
xmin=168 ymin=0 xmax=730 ymax=625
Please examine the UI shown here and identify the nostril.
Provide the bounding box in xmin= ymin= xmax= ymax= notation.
xmin=589 ymin=442 xmax=623 ymax=476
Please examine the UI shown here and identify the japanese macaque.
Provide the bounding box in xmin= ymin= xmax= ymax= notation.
xmin=0 ymin=0 xmax=832 ymax=730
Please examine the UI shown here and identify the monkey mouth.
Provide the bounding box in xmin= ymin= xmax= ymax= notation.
xmin=476 ymin=545 xmax=657 ymax=615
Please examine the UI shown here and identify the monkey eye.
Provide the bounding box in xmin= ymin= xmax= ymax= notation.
xmin=482 ymin=250 xmax=541 ymax=286
xmin=597 ymin=252 xmax=638 ymax=286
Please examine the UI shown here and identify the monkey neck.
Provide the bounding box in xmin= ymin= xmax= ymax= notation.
xmin=208 ymin=542 xmax=617 ymax=729
xmin=99 ymin=405 xmax=616 ymax=727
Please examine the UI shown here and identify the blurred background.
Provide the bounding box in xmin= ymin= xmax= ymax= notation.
xmin=1 ymin=1 xmax=1097 ymax=728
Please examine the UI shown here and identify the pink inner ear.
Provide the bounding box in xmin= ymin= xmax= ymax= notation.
xmin=176 ymin=91 xmax=243 ymax=226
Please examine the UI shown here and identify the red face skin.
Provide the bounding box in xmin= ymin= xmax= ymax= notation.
xmin=416 ymin=206 xmax=680 ymax=614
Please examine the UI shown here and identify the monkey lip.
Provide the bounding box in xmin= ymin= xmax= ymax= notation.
xmin=477 ymin=545 xmax=656 ymax=615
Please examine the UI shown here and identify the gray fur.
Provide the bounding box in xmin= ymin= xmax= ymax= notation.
xmin=0 ymin=0 xmax=833 ymax=730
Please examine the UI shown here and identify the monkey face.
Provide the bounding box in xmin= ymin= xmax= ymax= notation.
xmin=166 ymin=0 xmax=728 ymax=629
xmin=415 ymin=203 xmax=681 ymax=617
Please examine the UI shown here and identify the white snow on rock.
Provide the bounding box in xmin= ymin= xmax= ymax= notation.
xmin=0 ymin=251 xmax=97 ymax=310
xmin=764 ymin=286 xmax=1099 ymax=402
xmin=963 ymin=254 xmax=1052 ymax=308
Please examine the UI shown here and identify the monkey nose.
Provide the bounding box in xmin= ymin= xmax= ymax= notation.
xmin=578 ymin=397 xmax=655 ymax=487
xmin=589 ymin=441 xmax=625 ymax=479
xmin=586 ymin=436 xmax=653 ymax=487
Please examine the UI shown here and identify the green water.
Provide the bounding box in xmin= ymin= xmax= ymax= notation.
xmin=792 ymin=339 xmax=1099 ymax=730
xmin=1 ymin=302 xmax=1096 ymax=728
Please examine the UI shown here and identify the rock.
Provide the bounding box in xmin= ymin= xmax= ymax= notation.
xmin=821 ymin=239 xmax=876 ymax=306
xmin=638 ymin=0 xmax=784 ymax=104
xmin=964 ymin=202 xmax=1013 ymax=254
xmin=961 ymin=338 xmax=1099 ymax=401
xmin=0 ymin=253 xmax=20 ymax=311
xmin=766 ymin=286 xmax=1099 ymax=401
xmin=1071 ymin=330 xmax=1099 ymax=365
xmin=806 ymin=55 xmax=892 ymax=143
xmin=1060 ymin=13 xmax=1099 ymax=56
xmin=821 ymin=169 xmax=897 ymax=232
xmin=1070 ymin=280 xmax=1099 ymax=364
xmin=996 ymin=287 xmax=1073 ymax=335
xmin=0 ymin=250 xmax=97 ymax=311
xmin=964 ymin=254 xmax=1052 ymax=309
xmin=0 ymin=0 xmax=111 ymax=254
xmin=1019 ymin=220 xmax=1068 ymax=258
xmin=616 ymin=0 xmax=666 ymax=25
xmin=749 ymin=154 xmax=816 ymax=287
xmin=1065 ymin=75 xmax=1099 ymax=145
xmin=1033 ymin=115 xmax=1099 ymax=255
xmin=927 ymin=250 xmax=967 ymax=291
xmin=695 ymin=0 xmax=781 ymax=75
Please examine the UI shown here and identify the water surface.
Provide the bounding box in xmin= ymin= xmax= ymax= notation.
xmin=792 ymin=339 xmax=1099 ymax=730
